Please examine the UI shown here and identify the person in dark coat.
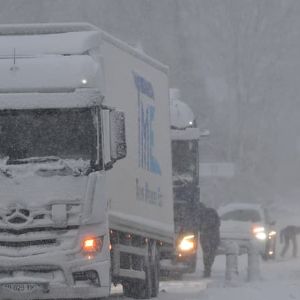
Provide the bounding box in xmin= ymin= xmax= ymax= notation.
xmin=280 ymin=225 xmax=300 ymax=258
xmin=198 ymin=205 xmax=220 ymax=278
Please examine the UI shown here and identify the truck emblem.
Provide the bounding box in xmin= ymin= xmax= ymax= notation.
xmin=4 ymin=205 xmax=31 ymax=225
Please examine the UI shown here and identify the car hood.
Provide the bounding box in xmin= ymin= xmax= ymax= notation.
xmin=220 ymin=220 xmax=256 ymax=240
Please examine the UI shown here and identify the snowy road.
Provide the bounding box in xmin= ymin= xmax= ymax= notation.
xmin=111 ymin=252 xmax=300 ymax=300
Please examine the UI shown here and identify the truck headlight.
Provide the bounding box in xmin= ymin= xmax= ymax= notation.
xmin=82 ymin=236 xmax=104 ymax=253
xmin=178 ymin=234 xmax=196 ymax=252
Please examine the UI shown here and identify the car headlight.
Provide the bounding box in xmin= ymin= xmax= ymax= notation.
xmin=252 ymin=226 xmax=267 ymax=240
xmin=255 ymin=232 xmax=267 ymax=240
xmin=177 ymin=234 xmax=196 ymax=252
xmin=268 ymin=230 xmax=277 ymax=237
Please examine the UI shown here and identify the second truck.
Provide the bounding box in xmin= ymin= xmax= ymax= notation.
xmin=160 ymin=89 xmax=201 ymax=275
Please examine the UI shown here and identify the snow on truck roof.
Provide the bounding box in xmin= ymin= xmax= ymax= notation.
xmin=170 ymin=88 xmax=195 ymax=129
xmin=170 ymin=88 xmax=201 ymax=140
xmin=0 ymin=22 xmax=98 ymax=35
xmin=0 ymin=31 xmax=101 ymax=56
xmin=0 ymin=89 xmax=102 ymax=110
xmin=0 ymin=23 xmax=100 ymax=57
xmin=0 ymin=22 xmax=168 ymax=94
xmin=0 ymin=22 xmax=168 ymax=74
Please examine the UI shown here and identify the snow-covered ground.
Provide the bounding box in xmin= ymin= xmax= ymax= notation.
xmin=158 ymin=256 xmax=300 ymax=300
xmin=196 ymin=255 xmax=300 ymax=300
xmin=111 ymin=242 xmax=300 ymax=300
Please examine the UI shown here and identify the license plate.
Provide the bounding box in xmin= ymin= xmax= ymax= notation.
xmin=1 ymin=283 xmax=42 ymax=293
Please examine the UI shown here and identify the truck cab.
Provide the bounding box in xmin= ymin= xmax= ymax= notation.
xmin=160 ymin=89 xmax=200 ymax=275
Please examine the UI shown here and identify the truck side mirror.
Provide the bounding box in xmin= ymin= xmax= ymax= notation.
xmin=101 ymin=108 xmax=127 ymax=170
xmin=110 ymin=110 xmax=127 ymax=161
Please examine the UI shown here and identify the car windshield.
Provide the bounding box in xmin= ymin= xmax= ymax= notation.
xmin=221 ymin=209 xmax=262 ymax=223
xmin=0 ymin=108 xmax=98 ymax=163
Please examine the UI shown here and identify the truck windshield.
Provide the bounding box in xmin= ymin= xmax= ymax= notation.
xmin=172 ymin=140 xmax=198 ymax=184
xmin=0 ymin=108 xmax=98 ymax=163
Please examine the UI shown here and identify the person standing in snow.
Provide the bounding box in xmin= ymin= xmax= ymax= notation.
xmin=280 ymin=225 xmax=300 ymax=258
xmin=198 ymin=205 xmax=220 ymax=278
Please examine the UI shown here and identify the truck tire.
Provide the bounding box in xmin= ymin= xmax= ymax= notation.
xmin=123 ymin=244 xmax=152 ymax=299
xmin=123 ymin=266 xmax=152 ymax=299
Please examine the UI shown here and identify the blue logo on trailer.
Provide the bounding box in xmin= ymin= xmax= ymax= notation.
xmin=133 ymin=72 xmax=161 ymax=175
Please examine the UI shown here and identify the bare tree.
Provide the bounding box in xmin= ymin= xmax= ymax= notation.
xmin=198 ymin=0 xmax=298 ymax=170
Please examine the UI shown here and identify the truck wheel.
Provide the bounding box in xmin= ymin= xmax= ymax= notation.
xmin=122 ymin=249 xmax=152 ymax=299
xmin=123 ymin=279 xmax=137 ymax=298
xmin=138 ymin=261 xmax=152 ymax=299
xmin=123 ymin=270 xmax=152 ymax=298
xmin=150 ymin=241 xmax=160 ymax=297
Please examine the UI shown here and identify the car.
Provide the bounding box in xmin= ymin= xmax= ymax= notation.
xmin=218 ymin=203 xmax=277 ymax=260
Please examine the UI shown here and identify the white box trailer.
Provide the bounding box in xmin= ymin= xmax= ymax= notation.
xmin=0 ymin=23 xmax=173 ymax=299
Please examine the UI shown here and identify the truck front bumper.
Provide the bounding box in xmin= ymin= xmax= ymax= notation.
xmin=160 ymin=253 xmax=197 ymax=275
xmin=0 ymin=252 xmax=110 ymax=299
xmin=1 ymin=283 xmax=110 ymax=300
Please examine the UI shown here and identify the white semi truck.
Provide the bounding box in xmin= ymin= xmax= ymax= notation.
xmin=160 ymin=89 xmax=201 ymax=276
xmin=0 ymin=23 xmax=173 ymax=299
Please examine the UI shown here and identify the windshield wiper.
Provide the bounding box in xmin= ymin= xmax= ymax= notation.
xmin=7 ymin=156 xmax=60 ymax=165
xmin=5 ymin=156 xmax=93 ymax=177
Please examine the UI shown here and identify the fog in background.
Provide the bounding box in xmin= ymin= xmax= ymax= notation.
xmin=1 ymin=0 xmax=300 ymax=221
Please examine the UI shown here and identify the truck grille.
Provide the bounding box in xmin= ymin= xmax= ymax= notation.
xmin=0 ymin=227 xmax=78 ymax=256
xmin=0 ymin=225 xmax=78 ymax=235
xmin=0 ymin=203 xmax=81 ymax=256
xmin=0 ymin=239 xmax=56 ymax=248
